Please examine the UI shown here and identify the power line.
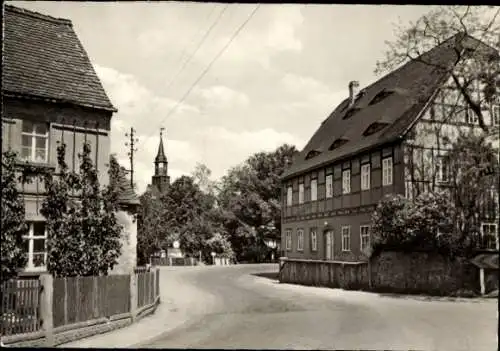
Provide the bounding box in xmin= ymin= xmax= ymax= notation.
xmin=163 ymin=4 xmax=219 ymax=88
xmin=145 ymin=4 xmax=260 ymax=147
xmin=163 ymin=4 xmax=229 ymax=96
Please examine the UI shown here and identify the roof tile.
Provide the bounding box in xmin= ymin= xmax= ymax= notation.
xmin=3 ymin=5 xmax=116 ymax=112
xmin=282 ymin=33 xmax=497 ymax=180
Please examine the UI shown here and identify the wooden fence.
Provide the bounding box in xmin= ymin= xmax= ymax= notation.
xmin=52 ymin=275 xmax=131 ymax=328
xmin=136 ymin=270 xmax=159 ymax=309
xmin=2 ymin=268 xmax=162 ymax=346
xmin=0 ymin=279 xmax=42 ymax=336
xmin=151 ymin=257 xmax=197 ymax=266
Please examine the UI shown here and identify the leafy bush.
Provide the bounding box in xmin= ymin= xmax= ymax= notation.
xmin=372 ymin=192 xmax=458 ymax=255
xmin=1 ymin=151 xmax=28 ymax=282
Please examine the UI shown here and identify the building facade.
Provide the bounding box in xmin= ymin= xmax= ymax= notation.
xmin=2 ymin=5 xmax=117 ymax=273
xmin=281 ymin=33 xmax=499 ymax=262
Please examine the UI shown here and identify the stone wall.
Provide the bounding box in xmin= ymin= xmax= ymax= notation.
xmin=111 ymin=210 xmax=137 ymax=275
xmin=280 ymin=250 xmax=480 ymax=296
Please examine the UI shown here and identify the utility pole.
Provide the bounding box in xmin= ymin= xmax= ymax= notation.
xmin=125 ymin=127 xmax=139 ymax=190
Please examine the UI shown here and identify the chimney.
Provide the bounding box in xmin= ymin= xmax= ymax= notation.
xmin=348 ymin=81 xmax=360 ymax=107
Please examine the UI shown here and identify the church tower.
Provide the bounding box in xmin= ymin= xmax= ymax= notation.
xmin=151 ymin=128 xmax=170 ymax=193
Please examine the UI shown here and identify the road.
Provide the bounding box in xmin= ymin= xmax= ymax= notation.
xmin=137 ymin=264 xmax=497 ymax=350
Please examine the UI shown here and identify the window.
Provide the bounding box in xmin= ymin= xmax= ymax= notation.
xmin=310 ymin=228 xmax=317 ymax=251
xmin=361 ymin=164 xmax=370 ymax=190
xmin=297 ymin=229 xmax=304 ymax=251
xmin=492 ymin=105 xmax=499 ymax=127
xmin=466 ymin=107 xmax=478 ymax=125
xmin=382 ymin=157 xmax=393 ymax=186
xmin=481 ymin=223 xmax=498 ymax=250
xmin=285 ymin=230 xmax=292 ymax=251
xmin=342 ymin=169 xmax=351 ymax=194
xmin=21 ymin=121 xmax=49 ymax=163
xmin=298 ymin=183 xmax=304 ymax=204
xmin=22 ymin=222 xmax=47 ymax=270
xmin=326 ymin=174 xmax=333 ymax=198
xmin=310 ymin=179 xmax=317 ymax=201
xmin=363 ymin=122 xmax=389 ymax=137
xmin=360 ymin=225 xmax=371 ymax=251
xmin=329 ymin=138 xmax=349 ymax=150
xmin=286 ymin=187 xmax=293 ymax=207
xmin=436 ymin=156 xmax=448 ymax=183
xmin=369 ymin=90 xmax=393 ymax=105
xmin=341 ymin=226 xmax=351 ymax=252
xmin=306 ymin=150 xmax=321 ymax=160
xmin=343 ymin=107 xmax=361 ymax=120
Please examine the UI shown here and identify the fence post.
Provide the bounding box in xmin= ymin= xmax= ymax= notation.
xmin=39 ymin=274 xmax=54 ymax=347
xmin=129 ymin=273 xmax=138 ymax=321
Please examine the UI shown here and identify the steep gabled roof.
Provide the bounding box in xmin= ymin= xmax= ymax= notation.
xmin=282 ymin=33 xmax=497 ymax=180
xmin=117 ymin=166 xmax=140 ymax=206
xmin=3 ymin=5 xmax=116 ymax=112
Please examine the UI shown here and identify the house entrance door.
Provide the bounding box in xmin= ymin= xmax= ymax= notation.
xmin=325 ymin=231 xmax=333 ymax=260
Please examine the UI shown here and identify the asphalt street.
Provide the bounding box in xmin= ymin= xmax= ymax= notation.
xmin=138 ymin=264 xmax=498 ymax=350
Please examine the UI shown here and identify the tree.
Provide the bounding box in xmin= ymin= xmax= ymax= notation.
xmin=445 ymin=133 xmax=499 ymax=253
xmin=41 ymin=143 xmax=83 ymax=277
xmin=161 ymin=176 xmax=217 ymax=258
xmin=42 ymin=143 xmax=123 ymax=277
xmin=137 ymin=189 xmax=166 ymax=265
xmin=376 ymin=6 xmax=499 ymax=131
xmin=98 ymin=154 xmax=123 ymax=274
xmin=191 ymin=162 xmax=218 ymax=196
xmin=1 ymin=151 xmax=28 ymax=282
xmin=218 ymin=144 xmax=297 ymax=262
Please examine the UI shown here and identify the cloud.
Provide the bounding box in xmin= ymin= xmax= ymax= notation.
xmin=95 ymin=65 xmax=200 ymax=121
xmin=195 ymin=85 xmax=250 ymax=109
xmin=197 ymin=126 xmax=306 ymax=178
xmin=214 ymin=5 xmax=304 ymax=68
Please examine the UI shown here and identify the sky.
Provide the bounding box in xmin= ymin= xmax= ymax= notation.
xmin=11 ymin=1 xmax=439 ymax=194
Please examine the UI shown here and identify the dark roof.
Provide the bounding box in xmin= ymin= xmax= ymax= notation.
xmin=3 ymin=5 xmax=116 ymax=112
xmin=282 ymin=33 xmax=497 ymax=180
xmin=155 ymin=135 xmax=168 ymax=164
xmin=117 ymin=166 xmax=140 ymax=206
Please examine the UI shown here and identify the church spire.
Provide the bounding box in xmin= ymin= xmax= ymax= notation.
xmin=151 ymin=127 xmax=170 ymax=193
xmin=155 ymin=128 xmax=168 ymax=164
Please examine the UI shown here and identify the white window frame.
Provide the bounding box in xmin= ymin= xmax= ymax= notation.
xmin=360 ymin=225 xmax=371 ymax=251
xmin=341 ymin=226 xmax=351 ymax=252
xmin=466 ymin=107 xmax=479 ymax=125
xmin=310 ymin=228 xmax=317 ymax=251
xmin=298 ymin=183 xmax=304 ymax=204
xmin=382 ymin=157 xmax=393 ymax=186
xmin=21 ymin=121 xmax=49 ymax=163
xmin=342 ymin=169 xmax=351 ymax=194
xmin=361 ymin=163 xmax=370 ymax=190
xmin=285 ymin=230 xmax=292 ymax=251
xmin=297 ymin=229 xmax=304 ymax=251
xmin=492 ymin=105 xmax=499 ymax=127
xmin=286 ymin=187 xmax=293 ymax=207
xmin=436 ymin=155 xmax=448 ymax=183
xmin=310 ymin=179 xmax=318 ymax=202
xmin=22 ymin=222 xmax=48 ymax=271
xmin=481 ymin=223 xmax=499 ymax=250
xmin=325 ymin=174 xmax=333 ymax=198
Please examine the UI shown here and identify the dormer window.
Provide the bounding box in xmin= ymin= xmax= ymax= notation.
xmin=343 ymin=107 xmax=361 ymax=120
xmin=305 ymin=150 xmax=321 ymax=160
xmin=363 ymin=122 xmax=390 ymax=136
xmin=329 ymin=138 xmax=349 ymax=151
xmin=369 ymin=90 xmax=394 ymax=105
